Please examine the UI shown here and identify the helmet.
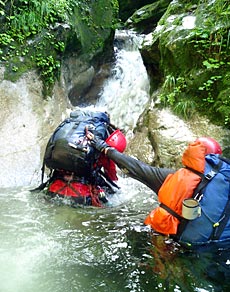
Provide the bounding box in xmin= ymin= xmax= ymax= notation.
xmin=106 ymin=129 xmax=127 ymax=153
xmin=195 ymin=137 xmax=222 ymax=155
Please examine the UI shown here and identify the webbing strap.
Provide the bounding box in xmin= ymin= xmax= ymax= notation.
xmin=98 ymin=169 xmax=120 ymax=189
xmin=185 ymin=166 xmax=203 ymax=178
xmin=160 ymin=203 xmax=184 ymax=221
xmin=66 ymin=120 xmax=81 ymax=140
xmin=192 ymin=160 xmax=223 ymax=200
xmin=50 ymin=119 xmax=70 ymax=143
xmin=30 ymin=168 xmax=54 ymax=192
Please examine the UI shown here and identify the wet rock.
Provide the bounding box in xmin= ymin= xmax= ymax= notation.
xmin=126 ymin=105 xmax=230 ymax=169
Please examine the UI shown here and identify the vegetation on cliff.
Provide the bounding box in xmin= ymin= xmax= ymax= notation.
xmin=134 ymin=0 xmax=230 ymax=129
xmin=0 ymin=0 xmax=118 ymax=95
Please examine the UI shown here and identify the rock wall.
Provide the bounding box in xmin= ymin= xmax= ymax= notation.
xmin=121 ymin=0 xmax=230 ymax=168
xmin=137 ymin=1 xmax=230 ymax=128
xmin=0 ymin=50 xmax=114 ymax=188
xmin=0 ymin=67 xmax=70 ymax=188
xmin=126 ymin=99 xmax=230 ymax=170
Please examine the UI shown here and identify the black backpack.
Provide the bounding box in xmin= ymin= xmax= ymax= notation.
xmin=43 ymin=109 xmax=110 ymax=180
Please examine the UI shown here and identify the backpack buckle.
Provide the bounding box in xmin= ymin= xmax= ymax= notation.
xmin=205 ymin=170 xmax=217 ymax=180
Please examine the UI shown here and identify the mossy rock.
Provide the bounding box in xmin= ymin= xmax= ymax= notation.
xmin=118 ymin=0 xmax=154 ymax=22
xmin=126 ymin=0 xmax=171 ymax=33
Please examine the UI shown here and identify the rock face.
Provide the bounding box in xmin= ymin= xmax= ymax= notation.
xmin=125 ymin=0 xmax=171 ymax=33
xmin=0 ymin=51 xmax=113 ymax=188
xmin=118 ymin=0 xmax=155 ymax=22
xmin=122 ymin=0 xmax=230 ymax=169
xmin=126 ymin=104 xmax=230 ymax=170
xmin=0 ymin=68 xmax=69 ymax=187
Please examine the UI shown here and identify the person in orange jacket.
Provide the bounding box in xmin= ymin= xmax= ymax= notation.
xmin=86 ymin=132 xmax=227 ymax=245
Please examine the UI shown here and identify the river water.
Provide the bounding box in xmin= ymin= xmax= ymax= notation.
xmin=1 ymin=180 xmax=230 ymax=292
xmin=1 ymin=30 xmax=230 ymax=292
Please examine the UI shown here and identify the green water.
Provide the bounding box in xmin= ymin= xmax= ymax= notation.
xmin=0 ymin=178 xmax=229 ymax=292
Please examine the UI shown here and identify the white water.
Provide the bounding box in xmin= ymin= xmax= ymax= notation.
xmin=96 ymin=30 xmax=150 ymax=139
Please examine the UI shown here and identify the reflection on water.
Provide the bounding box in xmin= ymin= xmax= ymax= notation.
xmin=0 ymin=179 xmax=230 ymax=292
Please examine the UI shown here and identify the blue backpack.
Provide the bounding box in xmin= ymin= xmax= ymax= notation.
xmin=178 ymin=154 xmax=230 ymax=246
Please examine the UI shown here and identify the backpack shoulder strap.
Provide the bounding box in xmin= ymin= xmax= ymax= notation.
xmin=192 ymin=160 xmax=223 ymax=201
xmin=30 ymin=164 xmax=52 ymax=192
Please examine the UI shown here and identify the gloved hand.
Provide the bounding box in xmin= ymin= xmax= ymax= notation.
xmin=90 ymin=135 xmax=110 ymax=152
xmin=85 ymin=126 xmax=110 ymax=152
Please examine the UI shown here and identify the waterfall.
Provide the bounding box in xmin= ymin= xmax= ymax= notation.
xmin=96 ymin=30 xmax=150 ymax=138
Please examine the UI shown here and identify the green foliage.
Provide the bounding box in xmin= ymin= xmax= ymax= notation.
xmin=160 ymin=75 xmax=196 ymax=119
xmin=70 ymin=0 xmax=118 ymax=57
xmin=160 ymin=76 xmax=187 ymax=105
xmin=159 ymin=1 xmax=230 ymax=127
xmin=214 ymin=89 xmax=230 ymax=127
xmin=0 ymin=33 xmax=14 ymax=46
xmin=188 ymin=21 xmax=230 ymax=126
xmin=35 ymin=54 xmax=60 ymax=84
xmin=111 ymin=0 xmax=119 ymax=15
xmin=0 ymin=0 xmax=118 ymax=95
xmin=0 ymin=0 xmax=4 ymax=16
xmin=0 ymin=0 xmax=75 ymax=95
xmin=173 ymin=99 xmax=196 ymax=120
xmin=9 ymin=0 xmax=73 ymax=37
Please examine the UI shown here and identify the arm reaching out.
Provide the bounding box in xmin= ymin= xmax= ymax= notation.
xmin=86 ymin=130 xmax=174 ymax=194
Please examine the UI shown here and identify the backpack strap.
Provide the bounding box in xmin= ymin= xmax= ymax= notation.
xmin=192 ymin=160 xmax=223 ymax=201
xmin=50 ymin=119 xmax=70 ymax=143
xmin=219 ymin=156 xmax=230 ymax=164
xmin=160 ymin=202 xmax=184 ymax=221
xmin=30 ymin=166 xmax=54 ymax=192
xmin=66 ymin=119 xmax=82 ymax=140
xmin=98 ymin=169 xmax=120 ymax=189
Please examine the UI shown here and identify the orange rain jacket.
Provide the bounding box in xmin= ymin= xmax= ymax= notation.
xmin=144 ymin=141 xmax=206 ymax=235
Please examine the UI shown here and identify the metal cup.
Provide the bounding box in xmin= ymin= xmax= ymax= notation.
xmin=182 ymin=198 xmax=201 ymax=220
